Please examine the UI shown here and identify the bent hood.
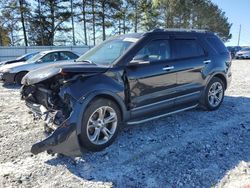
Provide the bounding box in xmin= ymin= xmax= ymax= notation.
xmin=22 ymin=62 xmax=109 ymax=85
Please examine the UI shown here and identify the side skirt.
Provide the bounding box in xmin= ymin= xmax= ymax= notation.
xmin=127 ymin=104 xmax=198 ymax=125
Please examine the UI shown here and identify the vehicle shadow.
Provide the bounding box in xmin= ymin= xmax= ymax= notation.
xmin=1 ymin=83 xmax=21 ymax=89
xmin=45 ymin=95 xmax=250 ymax=187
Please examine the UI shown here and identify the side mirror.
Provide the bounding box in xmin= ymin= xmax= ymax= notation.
xmin=36 ymin=59 xmax=43 ymax=64
xmin=129 ymin=55 xmax=150 ymax=66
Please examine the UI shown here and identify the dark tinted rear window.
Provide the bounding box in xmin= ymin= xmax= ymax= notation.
xmin=206 ymin=37 xmax=227 ymax=54
xmin=173 ymin=39 xmax=204 ymax=59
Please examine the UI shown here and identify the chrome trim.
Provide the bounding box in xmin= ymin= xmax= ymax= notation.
xmin=203 ymin=60 xmax=211 ymax=64
xmin=127 ymin=104 xmax=198 ymax=125
xmin=132 ymin=91 xmax=200 ymax=111
xmin=163 ymin=66 xmax=174 ymax=71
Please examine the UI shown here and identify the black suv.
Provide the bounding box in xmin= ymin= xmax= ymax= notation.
xmin=21 ymin=29 xmax=232 ymax=156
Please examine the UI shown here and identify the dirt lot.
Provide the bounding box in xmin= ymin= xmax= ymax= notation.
xmin=0 ymin=60 xmax=250 ymax=188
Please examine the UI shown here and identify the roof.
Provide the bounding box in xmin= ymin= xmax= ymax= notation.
xmin=39 ymin=49 xmax=74 ymax=54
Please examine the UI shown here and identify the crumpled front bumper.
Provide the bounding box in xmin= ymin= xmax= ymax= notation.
xmin=25 ymin=101 xmax=84 ymax=157
xmin=31 ymin=122 xmax=81 ymax=156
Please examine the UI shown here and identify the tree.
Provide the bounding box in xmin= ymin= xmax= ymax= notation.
xmin=0 ymin=1 xmax=21 ymax=46
xmin=18 ymin=0 xmax=29 ymax=46
xmin=95 ymin=0 xmax=121 ymax=41
xmin=153 ymin=0 xmax=232 ymax=41
xmin=29 ymin=0 xmax=71 ymax=45
xmin=0 ymin=26 xmax=10 ymax=46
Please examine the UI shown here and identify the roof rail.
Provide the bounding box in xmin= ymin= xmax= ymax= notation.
xmin=151 ymin=28 xmax=210 ymax=33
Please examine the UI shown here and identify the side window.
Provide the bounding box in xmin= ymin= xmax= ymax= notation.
xmin=134 ymin=40 xmax=171 ymax=62
xmin=41 ymin=52 xmax=60 ymax=63
xmin=173 ymin=39 xmax=204 ymax=59
xmin=59 ymin=52 xmax=78 ymax=60
xmin=206 ymin=37 xmax=228 ymax=54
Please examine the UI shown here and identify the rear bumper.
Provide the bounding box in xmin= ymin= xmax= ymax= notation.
xmin=0 ymin=72 xmax=15 ymax=83
xmin=25 ymin=101 xmax=83 ymax=156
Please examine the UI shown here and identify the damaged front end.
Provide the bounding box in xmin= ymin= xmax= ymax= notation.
xmin=21 ymin=80 xmax=83 ymax=156
xmin=20 ymin=64 xmax=109 ymax=156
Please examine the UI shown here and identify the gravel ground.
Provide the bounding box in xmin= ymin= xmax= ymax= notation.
xmin=0 ymin=60 xmax=250 ymax=188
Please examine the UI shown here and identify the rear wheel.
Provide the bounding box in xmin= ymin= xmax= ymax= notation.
xmin=203 ymin=77 xmax=225 ymax=111
xmin=79 ymin=98 xmax=121 ymax=151
xmin=15 ymin=72 xmax=27 ymax=85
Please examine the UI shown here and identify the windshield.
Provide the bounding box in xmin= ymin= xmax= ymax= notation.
xmin=241 ymin=48 xmax=250 ymax=51
xmin=76 ymin=37 xmax=138 ymax=65
xmin=26 ymin=53 xmax=44 ymax=63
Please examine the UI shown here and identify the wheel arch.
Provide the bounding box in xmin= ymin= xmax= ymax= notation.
xmin=75 ymin=90 xmax=129 ymax=135
xmin=14 ymin=71 xmax=28 ymax=83
xmin=200 ymin=72 xmax=227 ymax=105
xmin=212 ymin=73 xmax=227 ymax=89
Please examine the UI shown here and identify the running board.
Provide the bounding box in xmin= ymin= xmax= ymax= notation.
xmin=127 ymin=104 xmax=198 ymax=125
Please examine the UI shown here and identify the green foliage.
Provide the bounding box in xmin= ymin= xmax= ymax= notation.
xmin=0 ymin=0 xmax=232 ymax=45
xmin=153 ymin=0 xmax=232 ymax=41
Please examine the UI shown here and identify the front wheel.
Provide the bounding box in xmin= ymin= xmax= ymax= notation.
xmin=79 ymin=98 xmax=121 ymax=151
xmin=203 ymin=77 xmax=225 ymax=111
xmin=15 ymin=72 xmax=27 ymax=85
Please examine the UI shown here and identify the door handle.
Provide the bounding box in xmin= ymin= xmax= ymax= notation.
xmin=203 ymin=60 xmax=211 ymax=64
xmin=163 ymin=66 xmax=174 ymax=71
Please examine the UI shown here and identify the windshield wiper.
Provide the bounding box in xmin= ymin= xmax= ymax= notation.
xmin=75 ymin=59 xmax=95 ymax=64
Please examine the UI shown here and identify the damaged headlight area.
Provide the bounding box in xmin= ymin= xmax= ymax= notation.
xmin=21 ymin=80 xmax=83 ymax=156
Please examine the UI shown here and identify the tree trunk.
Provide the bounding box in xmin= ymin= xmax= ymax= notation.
xmin=101 ymin=1 xmax=106 ymax=41
xmin=134 ymin=1 xmax=138 ymax=33
xmin=19 ymin=0 xmax=28 ymax=46
xmin=82 ymin=0 xmax=88 ymax=45
xmin=50 ymin=0 xmax=55 ymax=45
xmin=71 ymin=0 xmax=76 ymax=45
xmin=37 ymin=0 xmax=44 ymax=45
xmin=123 ymin=13 xmax=126 ymax=34
xmin=92 ymin=0 xmax=96 ymax=45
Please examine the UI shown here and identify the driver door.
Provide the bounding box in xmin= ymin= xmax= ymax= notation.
xmin=126 ymin=37 xmax=177 ymax=117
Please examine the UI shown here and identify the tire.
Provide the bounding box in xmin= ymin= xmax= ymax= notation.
xmin=203 ymin=77 xmax=225 ymax=111
xmin=79 ymin=98 xmax=121 ymax=151
xmin=15 ymin=72 xmax=27 ymax=85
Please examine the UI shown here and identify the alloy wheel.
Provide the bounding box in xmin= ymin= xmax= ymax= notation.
xmin=86 ymin=106 xmax=118 ymax=145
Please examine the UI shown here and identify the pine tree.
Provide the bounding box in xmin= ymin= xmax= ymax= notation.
xmin=29 ymin=0 xmax=71 ymax=45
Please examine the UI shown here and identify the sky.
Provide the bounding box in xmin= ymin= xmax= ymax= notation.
xmin=211 ymin=0 xmax=250 ymax=46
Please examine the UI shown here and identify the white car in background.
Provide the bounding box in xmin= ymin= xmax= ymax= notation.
xmin=235 ymin=48 xmax=250 ymax=59
xmin=0 ymin=50 xmax=79 ymax=84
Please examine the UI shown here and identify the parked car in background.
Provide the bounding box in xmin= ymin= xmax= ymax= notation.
xmin=0 ymin=52 xmax=39 ymax=66
xmin=21 ymin=29 xmax=232 ymax=156
xmin=235 ymin=47 xmax=250 ymax=59
xmin=0 ymin=50 xmax=79 ymax=84
xmin=227 ymin=46 xmax=241 ymax=59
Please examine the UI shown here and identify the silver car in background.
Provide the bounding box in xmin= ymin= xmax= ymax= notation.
xmin=235 ymin=47 xmax=250 ymax=59
xmin=0 ymin=50 xmax=79 ymax=84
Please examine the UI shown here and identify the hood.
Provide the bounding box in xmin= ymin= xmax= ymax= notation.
xmin=22 ymin=62 xmax=109 ymax=85
xmin=0 ymin=61 xmax=27 ymax=72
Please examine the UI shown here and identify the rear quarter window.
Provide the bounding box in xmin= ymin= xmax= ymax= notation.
xmin=173 ymin=39 xmax=205 ymax=59
xmin=206 ymin=37 xmax=228 ymax=54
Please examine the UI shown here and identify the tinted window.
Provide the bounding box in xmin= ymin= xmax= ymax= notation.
xmin=173 ymin=39 xmax=204 ymax=59
xmin=41 ymin=52 xmax=60 ymax=63
xmin=206 ymin=37 xmax=227 ymax=54
xmin=59 ymin=52 xmax=78 ymax=60
xmin=135 ymin=40 xmax=171 ymax=62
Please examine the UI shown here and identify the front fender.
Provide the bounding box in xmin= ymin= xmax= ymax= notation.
xmin=59 ymin=73 xmax=129 ymax=135
xmin=74 ymin=90 xmax=130 ymax=135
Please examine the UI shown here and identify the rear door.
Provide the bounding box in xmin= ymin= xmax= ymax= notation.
xmin=172 ymin=36 xmax=208 ymax=106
